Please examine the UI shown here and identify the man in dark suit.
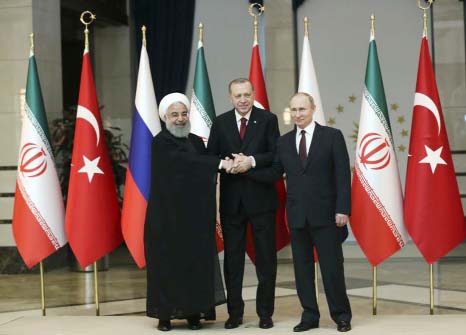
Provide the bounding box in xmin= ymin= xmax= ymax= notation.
xmin=247 ymin=92 xmax=352 ymax=332
xmin=207 ymin=78 xmax=280 ymax=329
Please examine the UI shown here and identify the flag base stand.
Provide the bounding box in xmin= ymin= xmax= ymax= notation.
xmin=71 ymin=255 xmax=109 ymax=272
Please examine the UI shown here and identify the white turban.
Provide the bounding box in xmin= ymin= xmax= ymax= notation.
xmin=158 ymin=93 xmax=191 ymax=120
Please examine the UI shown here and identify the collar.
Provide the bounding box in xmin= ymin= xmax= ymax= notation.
xmin=297 ymin=121 xmax=315 ymax=136
xmin=235 ymin=109 xmax=252 ymax=122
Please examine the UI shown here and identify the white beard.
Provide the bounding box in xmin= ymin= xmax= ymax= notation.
xmin=166 ymin=121 xmax=191 ymax=138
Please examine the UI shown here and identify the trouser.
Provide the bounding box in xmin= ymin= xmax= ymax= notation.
xmin=290 ymin=222 xmax=352 ymax=324
xmin=221 ymin=209 xmax=277 ymax=318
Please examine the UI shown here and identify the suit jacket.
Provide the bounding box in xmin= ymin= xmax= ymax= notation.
xmin=247 ymin=123 xmax=351 ymax=229
xmin=207 ymin=106 xmax=280 ymax=216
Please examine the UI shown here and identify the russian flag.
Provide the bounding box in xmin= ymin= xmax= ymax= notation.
xmin=121 ymin=40 xmax=161 ymax=268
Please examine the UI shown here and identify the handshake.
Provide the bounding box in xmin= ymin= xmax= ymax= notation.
xmin=220 ymin=153 xmax=254 ymax=174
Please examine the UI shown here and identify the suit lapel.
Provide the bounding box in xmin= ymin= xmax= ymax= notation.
xmin=240 ymin=107 xmax=259 ymax=151
xmin=225 ymin=110 xmax=242 ymax=150
xmin=286 ymin=128 xmax=302 ymax=168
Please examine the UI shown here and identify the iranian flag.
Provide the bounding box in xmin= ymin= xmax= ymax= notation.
xmin=350 ymin=30 xmax=408 ymax=266
xmin=13 ymin=47 xmax=66 ymax=268
xmin=189 ymin=33 xmax=224 ymax=252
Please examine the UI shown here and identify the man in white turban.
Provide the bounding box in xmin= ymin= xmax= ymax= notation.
xmin=145 ymin=93 xmax=229 ymax=331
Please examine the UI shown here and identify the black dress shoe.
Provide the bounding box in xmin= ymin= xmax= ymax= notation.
xmin=224 ymin=317 xmax=243 ymax=329
xmin=187 ymin=318 xmax=202 ymax=330
xmin=337 ymin=320 xmax=351 ymax=332
xmin=259 ymin=317 xmax=274 ymax=329
xmin=293 ymin=321 xmax=319 ymax=332
xmin=157 ymin=320 xmax=172 ymax=331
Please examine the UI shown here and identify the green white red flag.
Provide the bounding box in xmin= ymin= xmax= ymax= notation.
xmin=351 ymin=30 xmax=408 ymax=266
xmin=189 ymin=37 xmax=224 ymax=252
xmin=13 ymin=48 xmax=66 ymax=268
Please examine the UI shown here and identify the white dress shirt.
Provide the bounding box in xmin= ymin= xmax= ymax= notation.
xmin=295 ymin=121 xmax=315 ymax=156
xmin=234 ymin=109 xmax=255 ymax=168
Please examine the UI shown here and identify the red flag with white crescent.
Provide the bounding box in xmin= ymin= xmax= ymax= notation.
xmin=248 ymin=42 xmax=290 ymax=263
xmin=404 ymin=37 xmax=466 ymax=264
xmin=65 ymin=51 xmax=122 ymax=268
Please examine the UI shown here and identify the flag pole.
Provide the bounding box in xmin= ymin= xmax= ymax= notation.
xmin=39 ymin=261 xmax=46 ymax=316
xmin=248 ymin=2 xmax=265 ymax=45
xmin=93 ymin=261 xmax=100 ymax=316
xmin=142 ymin=25 xmax=147 ymax=47
xmin=314 ymin=262 xmax=319 ymax=305
xmin=304 ymin=16 xmax=309 ymax=37
xmin=79 ymin=10 xmax=99 ymax=316
xmin=198 ymin=22 xmax=203 ymax=43
xmin=304 ymin=16 xmax=320 ymax=305
xmin=429 ymin=264 xmax=434 ymax=314
xmin=372 ymin=266 xmax=377 ymax=315
xmin=417 ymin=0 xmax=433 ymax=38
xmin=417 ymin=0 xmax=435 ymax=316
xmin=370 ymin=12 xmax=378 ymax=317
xmin=30 ymin=33 xmax=47 ymax=317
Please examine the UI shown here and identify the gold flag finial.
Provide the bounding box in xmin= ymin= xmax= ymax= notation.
xmin=248 ymin=3 xmax=265 ymax=45
xmin=304 ymin=17 xmax=309 ymax=37
xmin=80 ymin=11 xmax=96 ymax=52
xmin=370 ymin=14 xmax=375 ymax=38
xmin=142 ymin=26 xmax=147 ymax=47
xmin=198 ymin=22 xmax=204 ymax=43
xmin=29 ymin=33 xmax=34 ymax=56
xmin=417 ymin=0 xmax=433 ymax=37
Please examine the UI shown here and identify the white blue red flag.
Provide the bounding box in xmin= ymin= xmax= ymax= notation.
xmin=121 ymin=40 xmax=161 ymax=268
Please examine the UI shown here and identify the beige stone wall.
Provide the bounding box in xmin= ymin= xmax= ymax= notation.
xmin=94 ymin=25 xmax=132 ymax=146
xmin=433 ymin=0 xmax=466 ymax=151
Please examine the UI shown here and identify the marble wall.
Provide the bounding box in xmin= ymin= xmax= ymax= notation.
xmin=433 ymin=0 xmax=466 ymax=151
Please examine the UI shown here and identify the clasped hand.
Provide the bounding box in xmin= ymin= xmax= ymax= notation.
xmin=220 ymin=153 xmax=252 ymax=174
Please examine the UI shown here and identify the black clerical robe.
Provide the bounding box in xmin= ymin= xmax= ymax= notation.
xmin=144 ymin=130 xmax=226 ymax=320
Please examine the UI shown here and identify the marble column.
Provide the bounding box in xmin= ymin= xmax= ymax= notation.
xmin=265 ymin=0 xmax=296 ymax=135
xmin=264 ymin=0 xmax=297 ymax=260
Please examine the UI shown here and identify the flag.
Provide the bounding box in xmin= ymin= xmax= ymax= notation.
xmin=121 ymin=42 xmax=161 ymax=268
xmin=350 ymin=30 xmax=408 ymax=266
xmin=404 ymin=36 xmax=466 ymax=264
xmin=189 ymin=37 xmax=224 ymax=252
xmin=65 ymin=47 xmax=122 ymax=268
xmin=298 ymin=29 xmax=326 ymax=125
xmin=12 ymin=47 xmax=66 ymax=269
xmin=248 ymin=38 xmax=290 ymax=263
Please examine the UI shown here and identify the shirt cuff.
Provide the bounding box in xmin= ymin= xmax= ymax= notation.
xmin=218 ymin=160 xmax=223 ymax=170
xmin=249 ymin=156 xmax=256 ymax=168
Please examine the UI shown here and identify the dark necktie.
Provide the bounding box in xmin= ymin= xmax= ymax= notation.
xmin=299 ymin=129 xmax=307 ymax=163
xmin=239 ymin=117 xmax=247 ymax=140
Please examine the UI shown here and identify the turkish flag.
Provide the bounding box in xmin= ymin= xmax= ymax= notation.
xmin=65 ymin=51 xmax=122 ymax=268
xmin=247 ymin=43 xmax=290 ymax=263
xmin=404 ymin=37 xmax=466 ymax=264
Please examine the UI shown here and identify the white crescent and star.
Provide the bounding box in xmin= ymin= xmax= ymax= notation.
xmin=76 ymin=105 xmax=103 ymax=183
xmin=77 ymin=105 xmax=100 ymax=146
xmin=78 ymin=155 xmax=104 ymax=182
xmin=419 ymin=145 xmax=447 ymax=174
xmin=414 ymin=93 xmax=441 ymax=135
xmin=409 ymin=92 xmax=448 ymax=175
xmin=253 ymin=100 xmax=265 ymax=109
